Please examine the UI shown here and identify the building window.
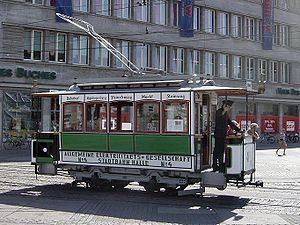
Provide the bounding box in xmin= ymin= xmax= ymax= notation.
xmin=204 ymin=52 xmax=215 ymax=77
xmin=136 ymin=44 xmax=150 ymax=69
xmin=219 ymin=54 xmax=229 ymax=78
xmin=114 ymin=0 xmax=131 ymax=19
xmin=134 ymin=0 xmax=150 ymax=22
xmin=136 ymin=102 xmax=160 ymax=132
xmin=3 ymin=92 xmax=33 ymax=143
xmin=245 ymin=17 xmax=255 ymax=40
xmin=281 ymin=62 xmax=289 ymax=83
xmin=73 ymin=0 xmax=90 ymax=12
xmin=259 ymin=59 xmax=267 ymax=81
xmin=86 ymin=103 xmax=107 ymax=132
xmin=154 ymin=0 xmax=167 ymax=25
xmin=270 ymin=61 xmax=278 ymax=82
xmin=63 ymin=103 xmax=83 ymax=131
xmin=257 ymin=20 xmax=262 ymax=41
xmin=24 ymin=30 xmax=42 ymax=61
xmin=115 ymin=40 xmax=130 ymax=68
xmin=48 ymin=32 xmax=66 ymax=63
xmin=25 ymin=0 xmax=43 ymax=4
xmin=152 ymin=45 xmax=167 ymax=71
xmin=95 ymin=41 xmax=110 ymax=67
xmin=172 ymin=47 xmax=184 ymax=74
xmin=204 ymin=9 xmax=215 ymax=33
xmin=218 ymin=12 xmax=229 ymax=36
xmin=95 ymin=0 xmax=111 ymax=16
xmin=72 ymin=35 xmax=88 ymax=65
xmin=281 ymin=25 xmax=289 ymax=46
xmin=188 ymin=50 xmax=201 ymax=75
xmin=246 ymin=57 xmax=255 ymax=80
xmin=173 ymin=1 xmax=181 ymax=26
xmin=232 ymin=15 xmax=242 ymax=38
xmin=273 ymin=24 xmax=280 ymax=45
xmin=193 ymin=6 xmax=201 ymax=30
xmin=233 ymin=55 xmax=242 ymax=79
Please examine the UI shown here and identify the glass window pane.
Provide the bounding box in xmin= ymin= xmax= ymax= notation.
xmin=163 ymin=102 xmax=188 ymax=133
xmin=86 ymin=103 xmax=107 ymax=131
xmin=33 ymin=31 xmax=42 ymax=60
xmin=110 ymin=102 xmax=133 ymax=131
xmin=63 ymin=104 xmax=83 ymax=131
xmin=136 ymin=102 xmax=159 ymax=132
xmin=57 ymin=34 xmax=66 ymax=62
xmin=24 ymin=31 xmax=31 ymax=59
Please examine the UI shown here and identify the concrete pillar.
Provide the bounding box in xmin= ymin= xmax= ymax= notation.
xmin=256 ymin=102 xmax=262 ymax=134
xmin=279 ymin=103 xmax=284 ymax=131
xmin=41 ymin=98 xmax=51 ymax=132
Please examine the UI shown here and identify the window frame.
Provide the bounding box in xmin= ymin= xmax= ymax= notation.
xmin=109 ymin=101 xmax=134 ymax=132
xmin=24 ymin=30 xmax=43 ymax=61
xmin=95 ymin=40 xmax=110 ymax=67
xmin=72 ymin=34 xmax=89 ymax=65
xmin=48 ymin=32 xmax=67 ymax=63
xmin=193 ymin=6 xmax=201 ymax=30
xmin=219 ymin=53 xmax=229 ymax=78
xmin=204 ymin=51 xmax=215 ymax=77
xmin=85 ymin=102 xmax=108 ymax=132
xmin=204 ymin=8 xmax=215 ymax=33
xmin=95 ymin=0 xmax=111 ymax=16
xmin=162 ymin=100 xmax=189 ymax=134
xmin=172 ymin=47 xmax=184 ymax=74
xmin=218 ymin=12 xmax=229 ymax=36
xmin=246 ymin=57 xmax=255 ymax=80
xmin=63 ymin=102 xmax=84 ymax=132
xmin=73 ymin=0 xmax=90 ymax=12
xmin=233 ymin=55 xmax=242 ymax=79
xmin=231 ymin=14 xmax=242 ymax=38
xmin=135 ymin=101 xmax=160 ymax=133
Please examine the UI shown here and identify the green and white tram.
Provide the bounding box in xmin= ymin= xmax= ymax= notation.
xmin=31 ymin=79 xmax=262 ymax=194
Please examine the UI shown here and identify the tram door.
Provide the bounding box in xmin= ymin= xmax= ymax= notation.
xmin=195 ymin=92 xmax=213 ymax=169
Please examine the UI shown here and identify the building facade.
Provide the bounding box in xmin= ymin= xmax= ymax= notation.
xmin=1 ymin=0 xmax=300 ymax=143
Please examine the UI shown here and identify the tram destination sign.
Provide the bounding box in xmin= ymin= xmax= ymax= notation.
xmin=61 ymin=151 xmax=193 ymax=171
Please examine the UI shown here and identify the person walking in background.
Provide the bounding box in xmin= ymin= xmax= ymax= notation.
xmin=213 ymin=100 xmax=242 ymax=173
xmin=276 ymin=128 xmax=287 ymax=156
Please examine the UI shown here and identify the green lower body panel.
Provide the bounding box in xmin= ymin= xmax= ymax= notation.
xmin=62 ymin=133 xmax=108 ymax=151
xmin=60 ymin=133 xmax=191 ymax=155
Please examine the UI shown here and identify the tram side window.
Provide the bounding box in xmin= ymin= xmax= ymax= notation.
xmin=163 ymin=101 xmax=188 ymax=133
xmin=86 ymin=103 xmax=107 ymax=131
xmin=63 ymin=103 xmax=83 ymax=131
xmin=110 ymin=102 xmax=133 ymax=131
xmin=136 ymin=102 xmax=160 ymax=132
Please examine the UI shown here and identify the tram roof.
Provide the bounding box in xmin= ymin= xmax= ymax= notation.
xmin=32 ymin=79 xmax=257 ymax=97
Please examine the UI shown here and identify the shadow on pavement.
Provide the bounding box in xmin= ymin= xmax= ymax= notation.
xmin=0 ymin=184 xmax=250 ymax=224
xmin=0 ymin=149 xmax=30 ymax=162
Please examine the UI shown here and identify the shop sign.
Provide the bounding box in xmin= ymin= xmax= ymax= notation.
xmin=0 ymin=67 xmax=56 ymax=80
xmin=283 ymin=116 xmax=298 ymax=133
xmin=261 ymin=116 xmax=278 ymax=133
xmin=61 ymin=151 xmax=193 ymax=170
xmin=236 ymin=116 xmax=257 ymax=130
xmin=277 ymin=87 xmax=300 ymax=96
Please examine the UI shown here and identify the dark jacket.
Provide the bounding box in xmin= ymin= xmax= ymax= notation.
xmin=214 ymin=107 xmax=241 ymax=138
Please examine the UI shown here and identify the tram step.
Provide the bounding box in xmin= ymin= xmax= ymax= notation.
xmin=201 ymin=172 xmax=226 ymax=189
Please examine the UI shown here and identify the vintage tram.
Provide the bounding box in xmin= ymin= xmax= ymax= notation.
xmin=31 ymin=78 xmax=262 ymax=194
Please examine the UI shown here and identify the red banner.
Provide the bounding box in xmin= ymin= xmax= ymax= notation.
xmin=261 ymin=116 xmax=278 ymax=133
xmin=236 ymin=116 xmax=257 ymax=130
xmin=283 ymin=116 xmax=298 ymax=133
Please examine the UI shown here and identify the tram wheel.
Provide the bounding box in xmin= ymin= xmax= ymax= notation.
xmin=88 ymin=179 xmax=112 ymax=191
xmin=111 ymin=181 xmax=129 ymax=190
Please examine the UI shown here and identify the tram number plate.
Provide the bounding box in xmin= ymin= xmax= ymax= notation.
xmin=61 ymin=151 xmax=193 ymax=170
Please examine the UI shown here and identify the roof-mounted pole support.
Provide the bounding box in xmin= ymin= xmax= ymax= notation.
xmin=56 ymin=13 xmax=144 ymax=75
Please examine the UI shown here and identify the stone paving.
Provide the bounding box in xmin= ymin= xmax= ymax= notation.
xmin=0 ymin=147 xmax=299 ymax=224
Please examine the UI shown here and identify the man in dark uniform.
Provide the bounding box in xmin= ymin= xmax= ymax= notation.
xmin=213 ymin=100 xmax=241 ymax=173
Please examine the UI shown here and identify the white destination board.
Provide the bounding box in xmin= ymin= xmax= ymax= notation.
xmin=162 ymin=92 xmax=190 ymax=101
xmin=135 ymin=93 xmax=160 ymax=101
xmin=109 ymin=93 xmax=133 ymax=102
xmin=61 ymin=151 xmax=193 ymax=170
xmin=85 ymin=94 xmax=108 ymax=102
xmin=62 ymin=95 xmax=84 ymax=103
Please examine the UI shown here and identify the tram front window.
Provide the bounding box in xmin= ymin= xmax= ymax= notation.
xmin=86 ymin=103 xmax=106 ymax=132
xmin=110 ymin=102 xmax=133 ymax=131
xmin=63 ymin=103 xmax=83 ymax=131
xmin=136 ymin=102 xmax=159 ymax=132
xmin=163 ymin=102 xmax=188 ymax=133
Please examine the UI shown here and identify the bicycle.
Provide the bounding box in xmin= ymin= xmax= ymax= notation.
xmin=259 ymin=133 xmax=276 ymax=144
xmin=2 ymin=134 xmax=31 ymax=150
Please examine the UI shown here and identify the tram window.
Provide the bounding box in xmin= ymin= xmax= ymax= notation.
xmin=63 ymin=103 xmax=83 ymax=131
xmin=163 ymin=102 xmax=188 ymax=133
xmin=86 ymin=103 xmax=107 ymax=132
xmin=136 ymin=102 xmax=159 ymax=132
xmin=110 ymin=102 xmax=133 ymax=131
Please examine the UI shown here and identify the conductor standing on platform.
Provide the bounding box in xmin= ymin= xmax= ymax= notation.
xmin=213 ymin=100 xmax=241 ymax=173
